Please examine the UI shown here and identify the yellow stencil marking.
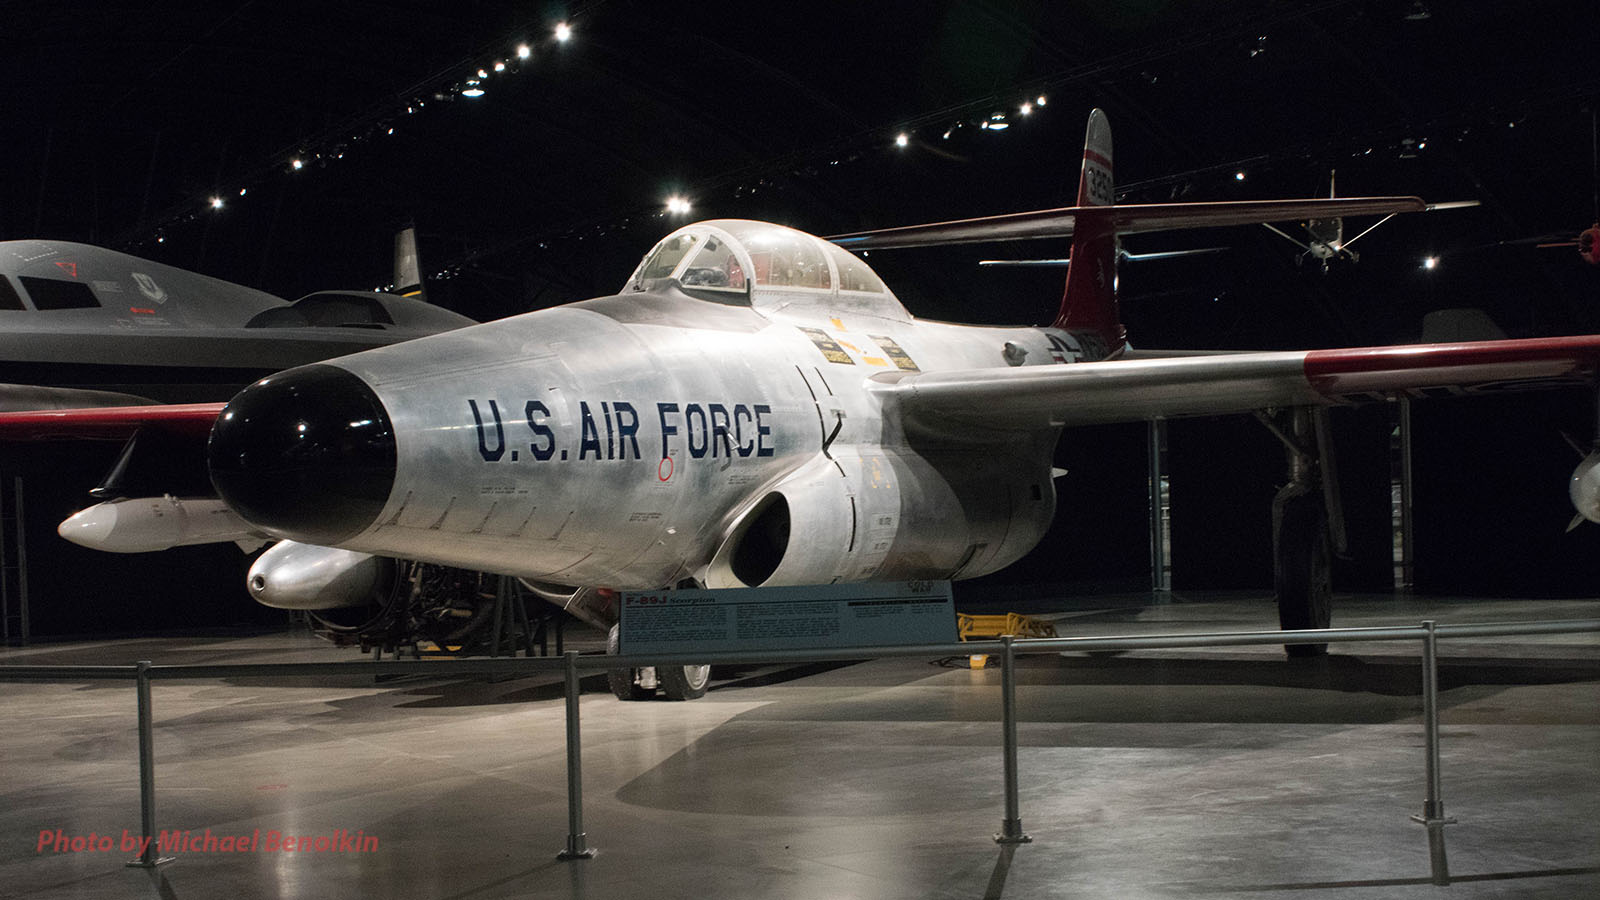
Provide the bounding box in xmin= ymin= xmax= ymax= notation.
xmin=797 ymin=326 xmax=855 ymax=365
xmin=868 ymin=334 xmax=921 ymax=372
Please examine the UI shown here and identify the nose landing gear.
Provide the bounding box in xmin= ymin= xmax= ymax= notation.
xmin=1258 ymin=407 xmax=1344 ymax=657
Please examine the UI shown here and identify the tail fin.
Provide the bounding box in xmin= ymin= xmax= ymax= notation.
xmin=1052 ymin=109 xmax=1124 ymax=355
xmin=393 ymin=223 xmax=425 ymax=300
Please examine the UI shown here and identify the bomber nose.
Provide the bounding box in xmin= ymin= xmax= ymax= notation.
xmin=208 ymin=364 xmax=396 ymax=545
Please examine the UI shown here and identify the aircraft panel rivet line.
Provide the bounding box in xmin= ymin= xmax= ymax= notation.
xmin=557 ymin=650 xmax=595 ymax=860
xmin=125 ymin=660 xmax=173 ymax=868
xmin=1408 ymin=620 xmax=1455 ymax=886
xmin=994 ymin=635 xmax=1032 ymax=845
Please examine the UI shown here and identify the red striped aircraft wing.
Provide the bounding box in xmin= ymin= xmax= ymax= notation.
xmin=0 ymin=403 xmax=225 ymax=441
xmin=869 ymin=336 xmax=1600 ymax=429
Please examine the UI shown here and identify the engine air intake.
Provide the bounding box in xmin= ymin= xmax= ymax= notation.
xmin=208 ymin=364 xmax=396 ymax=545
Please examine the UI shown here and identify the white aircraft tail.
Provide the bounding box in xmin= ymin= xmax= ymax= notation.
xmin=1052 ymin=109 xmax=1124 ymax=353
xmin=393 ymin=224 xmax=425 ymax=300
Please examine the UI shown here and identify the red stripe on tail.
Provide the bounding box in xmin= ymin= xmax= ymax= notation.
xmin=1052 ymin=109 xmax=1125 ymax=352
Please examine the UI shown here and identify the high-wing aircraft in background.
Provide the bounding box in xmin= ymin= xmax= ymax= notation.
xmin=0 ymin=226 xmax=474 ymax=409
xmin=3 ymin=110 xmax=1598 ymax=700
xmin=1256 ymin=170 xmax=1479 ymax=271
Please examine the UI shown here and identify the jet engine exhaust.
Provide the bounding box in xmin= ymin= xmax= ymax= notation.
xmin=208 ymin=364 xmax=396 ymax=546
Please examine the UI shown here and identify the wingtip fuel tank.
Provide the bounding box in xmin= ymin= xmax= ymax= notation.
xmin=58 ymin=496 xmax=260 ymax=553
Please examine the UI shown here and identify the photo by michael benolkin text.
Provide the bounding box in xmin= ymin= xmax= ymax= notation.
xmin=35 ymin=827 xmax=378 ymax=857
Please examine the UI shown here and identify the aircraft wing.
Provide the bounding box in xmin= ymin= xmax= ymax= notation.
xmin=0 ymin=384 xmax=157 ymax=413
xmin=0 ymin=402 xmax=224 ymax=440
xmin=7 ymin=338 xmax=1594 ymax=438
xmin=828 ymin=197 xmax=1425 ymax=250
xmin=870 ymin=336 xmax=1600 ymax=429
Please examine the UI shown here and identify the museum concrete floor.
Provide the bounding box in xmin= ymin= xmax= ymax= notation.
xmin=1 ymin=592 xmax=1596 ymax=900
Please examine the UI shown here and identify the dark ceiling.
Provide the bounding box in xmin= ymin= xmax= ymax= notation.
xmin=5 ymin=0 xmax=1597 ymax=344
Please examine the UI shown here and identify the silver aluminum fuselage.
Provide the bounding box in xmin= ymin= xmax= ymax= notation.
xmin=304 ymin=284 xmax=1084 ymax=589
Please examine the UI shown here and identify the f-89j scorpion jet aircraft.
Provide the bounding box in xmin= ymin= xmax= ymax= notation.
xmin=5 ymin=110 xmax=1598 ymax=700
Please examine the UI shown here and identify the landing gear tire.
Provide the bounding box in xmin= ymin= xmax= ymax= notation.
xmin=606 ymin=625 xmax=653 ymax=701
xmin=658 ymin=663 xmax=711 ymax=701
xmin=1274 ymin=481 xmax=1332 ymax=658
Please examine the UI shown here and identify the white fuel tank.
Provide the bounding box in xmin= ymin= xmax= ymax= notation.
xmin=58 ymin=496 xmax=261 ymax=553
xmin=248 ymin=540 xmax=392 ymax=610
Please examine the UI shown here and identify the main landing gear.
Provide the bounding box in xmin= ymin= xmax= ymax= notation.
xmin=606 ymin=625 xmax=710 ymax=700
xmin=1258 ymin=407 xmax=1345 ymax=657
xmin=521 ymin=582 xmax=712 ymax=700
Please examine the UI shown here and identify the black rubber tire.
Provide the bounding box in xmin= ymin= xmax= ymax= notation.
xmin=1273 ymin=481 xmax=1332 ymax=657
xmin=606 ymin=625 xmax=653 ymax=701
xmin=658 ymin=663 xmax=711 ymax=701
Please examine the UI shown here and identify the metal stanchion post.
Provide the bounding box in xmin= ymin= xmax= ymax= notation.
xmin=1409 ymin=620 xmax=1454 ymax=885
xmin=1148 ymin=419 xmax=1170 ymax=593
xmin=126 ymin=661 xmax=172 ymax=868
xmin=1397 ymin=398 xmax=1415 ymax=591
xmin=994 ymin=635 xmax=1032 ymax=844
xmin=557 ymin=650 xmax=595 ymax=860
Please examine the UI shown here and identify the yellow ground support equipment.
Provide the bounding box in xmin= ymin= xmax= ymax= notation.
xmin=956 ymin=613 xmax=1056 ymax=667
xmin=956 ymin=613 xmax=1057 ymax=641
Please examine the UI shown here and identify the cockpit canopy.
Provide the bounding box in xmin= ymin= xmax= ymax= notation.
xmin=623 ymin=220 xmax=910 ymax=322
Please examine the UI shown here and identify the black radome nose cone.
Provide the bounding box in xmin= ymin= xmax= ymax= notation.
xmin=208 ymin=364 xmax=396 ymax=545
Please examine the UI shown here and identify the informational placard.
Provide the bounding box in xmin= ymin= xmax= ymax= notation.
xmin=618 ymin=581 xmax=955 ymax=654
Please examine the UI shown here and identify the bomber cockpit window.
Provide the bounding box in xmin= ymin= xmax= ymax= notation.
xmin=745 ymin=230 xmax=831 ymax=290
xmin=0 ymin=276 xmax=24 ymax=310
xmin=679 ymin=237 xmax=747 ymax=292
xmin=634 ymin=233 xmax=700 ymax=284
xmin=19 ymin=276 xmax=101 ymax=310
